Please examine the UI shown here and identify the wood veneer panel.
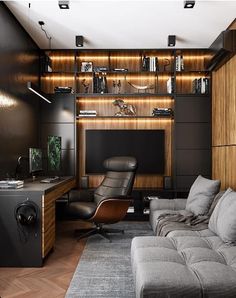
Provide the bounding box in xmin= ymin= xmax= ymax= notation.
xmin=77 ymin=118 xmax=173 ymax=188
xmin=226 ymin=55 xmax=236 ymax=144
xmin=41 ymin=74 xmax=75 ymax=93
xmin=176 ymin=49 xmax=208 ymax=71
xmin=225 ymin=146 xmax=236 ymax=189
xmin=212 ymin=146 xmax=226 ymax=190
xmin=212 ymin=65 xmax=226 ymax=146
xmin=49 ymin=51 xmax=75 ymax=72
xmin=78 ymin=97 xmax=173 ymax=117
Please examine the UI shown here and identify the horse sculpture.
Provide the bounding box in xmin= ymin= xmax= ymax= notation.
xmin=113 ymin=99 xmax=136 ymax=116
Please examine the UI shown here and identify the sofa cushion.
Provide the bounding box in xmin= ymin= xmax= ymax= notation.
xmin=209 ymin=188 xmax=236 ymax=243
xmin=186 ymin=175 xmax=220 ymax=215
xmin=131 ymin=235 xmax=236 ymax=298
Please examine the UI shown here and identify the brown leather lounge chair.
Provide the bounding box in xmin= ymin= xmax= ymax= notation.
xmin=67 ymin=156 xmax=138 ymax=241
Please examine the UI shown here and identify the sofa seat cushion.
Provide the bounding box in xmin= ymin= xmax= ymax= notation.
xmin=131 ymin=235 xmax=236 ymax=298
xmin=168 ymin=228 xmax=215 ymax=238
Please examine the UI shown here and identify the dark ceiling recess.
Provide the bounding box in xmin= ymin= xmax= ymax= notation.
xmin=206 ymin=29 xmax=236 ymax=71
xmin=184 ymin=1 xmax=195 ymax=8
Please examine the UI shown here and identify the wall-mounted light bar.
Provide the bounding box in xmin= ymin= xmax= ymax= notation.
xmin=27 ymin=82 xmax=51 ymax=103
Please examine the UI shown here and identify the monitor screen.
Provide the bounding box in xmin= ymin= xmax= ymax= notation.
xmin=47 ymin=136 xmax=62 ymax=172
xmin=86 ymin=130 xmax=165 ymax=174
xmin=29 ymin=148 xmax=43 ymax=173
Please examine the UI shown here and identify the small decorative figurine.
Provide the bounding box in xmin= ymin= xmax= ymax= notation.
xmin=112 ymin=80 xmax=122 ymax=94
xmin=113 ymin=99 xmax=136 ymax=116
xmin=128 ymin=82 xmax=154 ymax=93
xmin=82 ymin=79 xmax=90 ymax=93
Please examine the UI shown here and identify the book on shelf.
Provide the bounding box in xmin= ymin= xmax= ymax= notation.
xmin=152 ymin=108 xmax=174 ymax=117
xmin=78 ymin=110 xmax=97 ymax=117
xmin=93 ymin=73 xmax=108 ymax=93
xmin=142 ymin=56 xmax=159 ymax=72
xmin=176 ymin=55 xmax=184 ymax=71
xmin=192 ymin=77 xmax=209 ymax=94
xmin=166 ymin=77 xmax=174 ymax=94
xmin=54 ymin=86 xmax=73 ymax=93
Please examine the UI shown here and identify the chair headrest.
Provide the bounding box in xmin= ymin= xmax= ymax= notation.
xmin=103 ymin=156 xmax=138 ymax=172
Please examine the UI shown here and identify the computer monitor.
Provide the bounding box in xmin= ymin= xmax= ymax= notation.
xmin=47 ymin=136 xmax=61 ymax=173
xmin=29 ymin=148 xmax=43 ymax=174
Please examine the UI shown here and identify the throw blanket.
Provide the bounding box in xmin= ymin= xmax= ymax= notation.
xmin=156 ymin=191 xmax=224 ymax=236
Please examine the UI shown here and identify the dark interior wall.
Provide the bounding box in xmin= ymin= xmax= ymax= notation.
xmin=0 ymin=3 xmax=40 ymax=178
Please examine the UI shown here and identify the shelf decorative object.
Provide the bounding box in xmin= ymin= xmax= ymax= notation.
xmin=128 ymin=82 xmax=154 ymax=93
xmin=113 ymin=99 xmax=136 ymax=116
xmin=81 ymin=79 xmax=90 ymax=93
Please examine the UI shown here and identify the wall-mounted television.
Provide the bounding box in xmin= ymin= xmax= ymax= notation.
xmin=85 ymin=130 xmax=165 ymax=174
xmin=29 ymin=148 xmax=43 ymax=174
xmin=47 ymin=136 xmax=61 ymax=173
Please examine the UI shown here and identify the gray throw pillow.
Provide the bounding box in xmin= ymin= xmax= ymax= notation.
xmin=186 ymin=175 xmax=221 ymax=215
xmin=208 ymin=188 xmax=236 ymax=243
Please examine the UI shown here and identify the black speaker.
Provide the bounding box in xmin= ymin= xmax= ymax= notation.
xmin=164 ymin=176 xmax=172 ymax=189
xmin=76 ymin=35 xmax=83 ymax=47
xmin=14 ymin=201 xmax=38 ymax=226
xmin=168 ymin=35 xmax=176 ymax=47
xmin=81 ymin=176 xmax=89 ymax=189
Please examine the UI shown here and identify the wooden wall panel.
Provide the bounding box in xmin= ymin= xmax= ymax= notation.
xmin=78 ymin=97 xmax=173 ymax=117
xmin=225 ymin=146 xmax=236 ymax=189
xmin=226 ymin=55 xmax=236 ymax=144
xmin=212 ymin=53 xmax=236 ymax=190
xmin=77 ymin=118 xmax=173 ymax=188
xmin=212 ymin=147 xmax=226 ymax=190
xmin=212 ymin=65 xmax=226 ymax=146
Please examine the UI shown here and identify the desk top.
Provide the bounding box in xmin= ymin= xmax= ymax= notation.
xmin=0 ymin=176 xmax=76 ymax=195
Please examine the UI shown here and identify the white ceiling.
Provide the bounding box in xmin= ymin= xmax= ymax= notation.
xmin=5 ymin=0 xmax=236 ymax=49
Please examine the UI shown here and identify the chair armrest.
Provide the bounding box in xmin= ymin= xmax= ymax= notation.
xmin=68 ymin=189 xmax=94 ymax=203
xmin=150 ymin=198 xmax=187 ymax=212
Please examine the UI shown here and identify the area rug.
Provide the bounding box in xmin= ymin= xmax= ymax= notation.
xmin=65 ymin=221 xmax=153 ymax=298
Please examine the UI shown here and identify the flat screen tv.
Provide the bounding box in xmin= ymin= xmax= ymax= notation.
xmin=86 ymin=130 xmax=165 ymax=174
xmin=29 ymin=148 xmax=43 ymax=174
xmin=47 ymin=136 xmax=61 ymax=173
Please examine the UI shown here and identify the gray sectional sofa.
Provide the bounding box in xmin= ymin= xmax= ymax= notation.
xmin=131 ymin=176 xmax=236 ymax=298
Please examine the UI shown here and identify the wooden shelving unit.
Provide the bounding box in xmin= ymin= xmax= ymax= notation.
xmin=40 ymin=48 xmax=212 ymax=190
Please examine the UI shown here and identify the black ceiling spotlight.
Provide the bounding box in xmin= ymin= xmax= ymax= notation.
xmin=184 ymin=0 xmax=195 ymax=8
xmin=76 ymin=35 xmax=84 ymax=47
xmin=168 ymin=35 xmax=176 ymax=47
xmin=58 ymin=1 xmax=70 ymax=9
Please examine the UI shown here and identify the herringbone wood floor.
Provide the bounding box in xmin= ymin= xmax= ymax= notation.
xmin=0 ymin=220 xmax=90 ymax=298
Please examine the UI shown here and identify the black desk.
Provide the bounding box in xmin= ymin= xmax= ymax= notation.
xmin=0 ymin=177 xmax=76 ymax=267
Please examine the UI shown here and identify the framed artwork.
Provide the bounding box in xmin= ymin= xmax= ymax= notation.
xmin=81 ymin=62 xmax=93 ymax=72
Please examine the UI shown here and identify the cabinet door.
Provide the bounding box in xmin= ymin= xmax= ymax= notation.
xmin=174 ymin=96 xmax=211 ymax=190
xmin=175 ymin=96 xmax=211 ymax=123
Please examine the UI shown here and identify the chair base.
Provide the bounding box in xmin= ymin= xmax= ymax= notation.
xmin=74 ymin=224 xmax=124 ymax=242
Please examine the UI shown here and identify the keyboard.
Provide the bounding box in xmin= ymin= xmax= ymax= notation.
xmin=40 ymin=176 xmax=60 ymax=183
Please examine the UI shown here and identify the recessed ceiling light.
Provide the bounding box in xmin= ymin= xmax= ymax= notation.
xmin=168 ymin=35 xmax=176 ymax=47
xmin=76 ymin=36 xmax=84 ymax=47
xmin=184 ymin=0 xmax=195 ymax=8
xmin=58 ymin=1 xmax=69 ymax=9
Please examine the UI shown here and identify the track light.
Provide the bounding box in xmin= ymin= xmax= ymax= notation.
xmin=58 ymin=1 xmax=69 ymax=9
xmin=76 ymin=35 xmax=84 ymax=47
xmin=168 ymin=35 xmax=176 ymax=47
xmin=184 ymin=1 xmax=195 ymax=8
xmin=27 ymin=82 xmax=51 ymax=104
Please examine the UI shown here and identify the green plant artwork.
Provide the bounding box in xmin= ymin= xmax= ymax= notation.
xmin=48 ymin=136 xmax=61 ymax=171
